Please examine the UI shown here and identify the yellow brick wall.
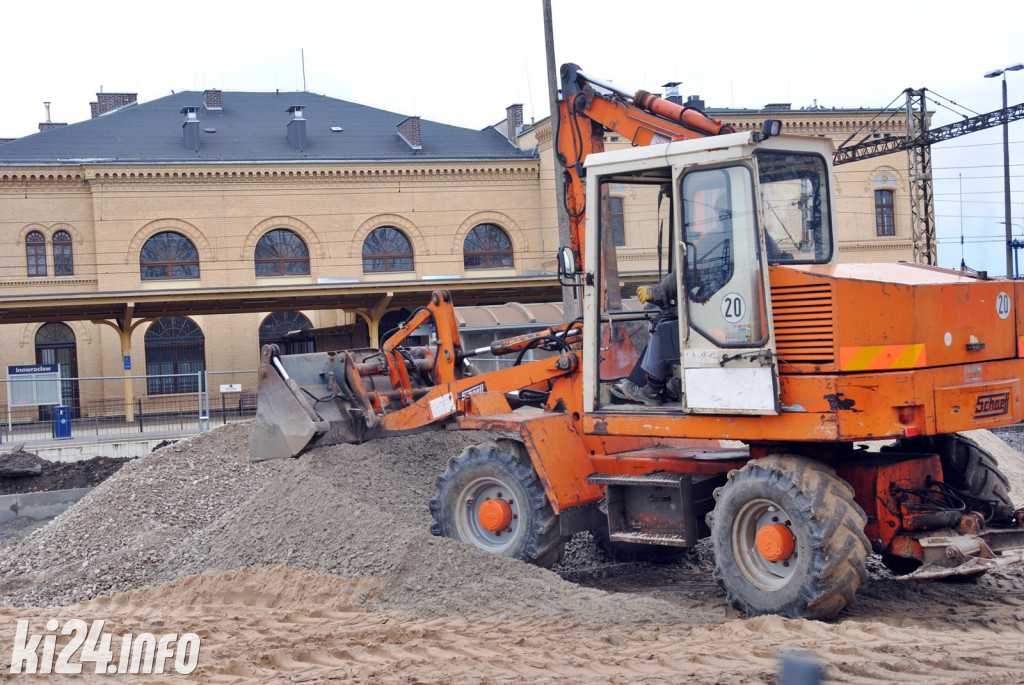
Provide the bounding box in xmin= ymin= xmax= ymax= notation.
xmin=0 ymin=112 xmax=919 ymax=409
xmin=0 ymin=159 xmax=547 ymax=406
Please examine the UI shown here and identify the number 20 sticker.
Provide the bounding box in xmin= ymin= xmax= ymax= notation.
xmin=997 ymin=291 xmax=1011 ymax=320
xmin=721 ymin=293 xmax=746 ymax=323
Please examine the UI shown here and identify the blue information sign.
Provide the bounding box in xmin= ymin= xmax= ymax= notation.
xmin=8 ymin=364 xmax=58 ymax=375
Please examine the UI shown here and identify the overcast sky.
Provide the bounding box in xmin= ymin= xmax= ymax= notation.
xmin=2 ymin=0 xmax=1022 ymax=274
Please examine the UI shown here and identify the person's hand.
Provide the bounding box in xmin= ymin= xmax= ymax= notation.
xmin=636 ymin=285 xmax=653 ymax=303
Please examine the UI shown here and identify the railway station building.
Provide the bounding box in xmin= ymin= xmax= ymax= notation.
xmin=0 ymin=86 xmax=918 ymax=416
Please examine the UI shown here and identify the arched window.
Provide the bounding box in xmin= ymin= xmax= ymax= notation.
xmin=53 ymin=230 xmax=74 ymax=276
xmin=144 ymin=316 xmax=206 ymax=394
xmin=464 ymin=224 xmax=514 ymax=269
xmin=35 ymin=322 xmax=79 ymax=417
xmin=874 ymin=189 xmax=895 ymax=236
xmin=254 ymin=229 xmax=310 ymax=277
xmin=140 ymin=232 xmax=200 ymax=280
xmin=26 ymin=231 xmax=46 ymax=277
xmin=258 ymin=311 xmax=314 ymax=355
xmin=362 ymin=227 xmax=414 ymax=273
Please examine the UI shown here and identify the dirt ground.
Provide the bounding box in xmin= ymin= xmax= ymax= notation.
xmin=2 ymin=424 xmax=1024 ymax=683
xmin=0 ymin=451 xmax=131 ymax=495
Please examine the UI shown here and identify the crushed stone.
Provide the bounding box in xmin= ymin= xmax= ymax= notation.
xmin=5 ymin=421 xmax=1024 ymax=626
xmin=0 ymin=423 xmax=719 ymax=624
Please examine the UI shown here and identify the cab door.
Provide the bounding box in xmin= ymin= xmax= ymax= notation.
xmin=674 ymin=163 xmax=779 ymax=415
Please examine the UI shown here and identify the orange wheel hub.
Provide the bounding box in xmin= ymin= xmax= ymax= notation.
xmin=477 ymin=499 xmax=513 ymax=532
xmin=756 ymin=523 xmax=795 ymax=562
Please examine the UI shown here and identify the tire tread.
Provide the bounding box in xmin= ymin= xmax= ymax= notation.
xmin=708 ymin=455 xmax=869 ymax=620
xmin=429 ymin=440 xmax=566 ymax=568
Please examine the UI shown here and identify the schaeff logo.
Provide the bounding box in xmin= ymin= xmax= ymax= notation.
xmin=974 ymin=392 xmax=1010 ymax=419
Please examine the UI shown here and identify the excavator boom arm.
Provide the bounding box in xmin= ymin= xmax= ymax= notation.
xmin=556 ymin=62 xmax=735 ymax=269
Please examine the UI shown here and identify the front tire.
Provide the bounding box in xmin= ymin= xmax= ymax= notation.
xmin=708 ymin=455 xmax=869 ymax=620
xmin=429 ymin=440 xmax=566 ymax=568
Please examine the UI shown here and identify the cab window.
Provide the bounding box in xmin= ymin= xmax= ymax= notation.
xmin=754 ymin=151 xmax=832 ymax=263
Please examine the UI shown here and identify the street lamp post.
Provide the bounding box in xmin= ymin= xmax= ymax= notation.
xmin=985 ymin=63 xmax=1024 ymax=278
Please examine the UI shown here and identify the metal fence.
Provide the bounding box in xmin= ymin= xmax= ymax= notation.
xmin=0 ymin=370 xmax=258 ymax=445
xmin=6 ymin=367 xmax=1024 ymax=448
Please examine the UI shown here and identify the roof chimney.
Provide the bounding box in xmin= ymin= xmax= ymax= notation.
xmin=91 ymin=92 xmax=137 ymax=118
xmin=286 ymin=106 xmax=307 ymax=151
xmin=181 ymin=106 xmax=201 ymax=152
xmin=685 ymin=94 xmax=705 ymax=112
xmin=397 ymin=116 xmax=422 ymax=151
xmin=38 ymin=102 xmax=68 ymax=132
xmin=505 ymin=104 xmax=523 ymax=144
xmin=663 ymin=82 xmax=683 ymax=106
xmin=203 ymin=89 xmax=222 ymax=110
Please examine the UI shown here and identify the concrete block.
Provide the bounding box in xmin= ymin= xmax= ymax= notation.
xmin=0 ymin=487 xmax=94 ymax=523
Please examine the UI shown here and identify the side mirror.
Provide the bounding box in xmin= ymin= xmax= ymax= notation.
xmin=556 ymin=246 xmax=578 ymax=285
xmin=757 ymin=119 xmax=782 ymax=140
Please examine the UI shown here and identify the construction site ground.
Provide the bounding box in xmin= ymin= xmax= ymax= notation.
xmin=2 ymin=422 xmax=1024 ymax=683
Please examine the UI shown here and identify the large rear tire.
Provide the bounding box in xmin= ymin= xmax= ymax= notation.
xmin=894 ymin=433 xmax=1012 ymax=506
xmin=881 ymin=433 xmax=1013 ymax=577
xmin=429 ymin=440 xmax=566 ymax=568
xmin=707 ymin=455 xmax=869 ymax=620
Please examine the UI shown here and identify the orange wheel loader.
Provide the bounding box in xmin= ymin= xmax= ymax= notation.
xmin=250 ymin=65 xmax=1024 ymax=620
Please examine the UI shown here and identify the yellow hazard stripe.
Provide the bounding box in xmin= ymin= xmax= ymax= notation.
xmin=839 ymin=344 xmax=926 ymax=371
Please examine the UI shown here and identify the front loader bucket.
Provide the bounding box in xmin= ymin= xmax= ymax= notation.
xmin=249 ymin=345 xmax=381 ymax=461
xmin=249 ymin=362 xmax=320 ymax=461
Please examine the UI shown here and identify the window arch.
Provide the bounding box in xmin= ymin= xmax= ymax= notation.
xmin=140 ymin=231 xmax=199 ymax=280
xmin=362 ymin=227 xmax=414 ymax=273
xmin=144 ymin=316 xmax=205 ymax=394
xmin=258 ymin=311 xmax=314 ymax=355
xmin=254 ymin=229 xmax=310 ymax=277
xmin=464 ymin=223 xmax=514 ymax=269
xmin=53 ymin=230 xmax=74 ymax=276
xmin=26 ymin=231 xmax=46 ymax=277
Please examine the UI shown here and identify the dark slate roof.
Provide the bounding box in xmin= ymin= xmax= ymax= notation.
xmin=0 ymin=91 xmax=537 ymax=165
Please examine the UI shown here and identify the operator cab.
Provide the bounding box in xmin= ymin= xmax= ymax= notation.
xmin=575 ymin=132 xmax=837 ymax=417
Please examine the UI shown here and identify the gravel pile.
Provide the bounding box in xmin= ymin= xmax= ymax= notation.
xmin=0 ymin=422 xmax=714 ymax=624
xmin=6 ymin=420 xmax=1023 ymax=624
xmin=0 ymin=425 xmax=276 ymax=607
